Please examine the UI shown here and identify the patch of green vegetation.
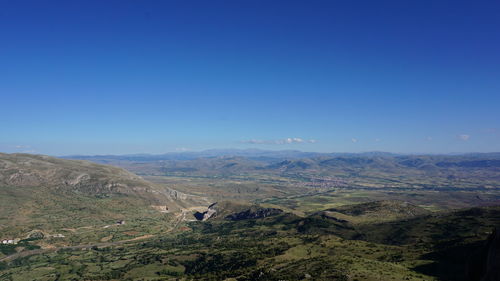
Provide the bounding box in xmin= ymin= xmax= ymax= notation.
xmin=0 ymin=239 xmax=41 ymax=256
xmin=258 ymin=188 xmax=500 ymax=215
xmin=3 ymin=204 xmax=498 ymax=280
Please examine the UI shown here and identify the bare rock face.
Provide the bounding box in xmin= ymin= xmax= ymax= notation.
xmin=194 ymin=202 xmax=219 ymax=221
xmin=64 ymin=173 xmax=91 ymax=186
xmin=7 ymin=171 xmax=44 ymax=186
xmin=167 ymin=189 xmax=189 ymax=200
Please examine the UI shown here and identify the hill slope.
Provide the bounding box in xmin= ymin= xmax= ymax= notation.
xmin=0 ymin=153 xmax=206 ymax=238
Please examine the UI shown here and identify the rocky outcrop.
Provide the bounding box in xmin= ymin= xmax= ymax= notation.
xmin=194 ymin=202 xmax=219 ymax=221
xmin=194 ymin=202 xmax=283 ymax=221
xmin=26 ymin=230 xmax=45 ymax=240
xmin=225 ymin=207 xmax=283 ymax=221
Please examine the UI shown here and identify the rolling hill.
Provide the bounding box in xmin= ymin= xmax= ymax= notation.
xmin=0 ymin=153 xmax=207 ymax=238
xmin=67 ymin=150 xmax=500 ymax=190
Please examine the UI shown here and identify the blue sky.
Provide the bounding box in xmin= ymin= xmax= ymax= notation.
xmin=1 ymin=0 xmax=499 ymax=155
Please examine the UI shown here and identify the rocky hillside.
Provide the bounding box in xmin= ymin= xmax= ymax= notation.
xmin=0 ymin=153 xmax=194 ymax=202
xmin=0 ymin=153 xmax=207 ymax=236
xmin=194 ymin=201 xmax=283 ymax=221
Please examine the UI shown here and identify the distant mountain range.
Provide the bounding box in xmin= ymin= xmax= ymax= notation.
xmin=63 ymin=149 xmax=500 ymax=162
xmin=65 ymin=149 xmax=500 ymax=190
xmin=62 ymin=149 xmax=404 ymax=162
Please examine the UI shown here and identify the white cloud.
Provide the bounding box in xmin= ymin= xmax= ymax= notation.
xmin=351 ymin=138 xmax=358 ymax=143
xmin=277 ymin=138 xmax=303 ymax=144
xmin=426 ymin=136 xmax=433 ymax=141
xmin=374 ymin=138 xmax=381 ymax=142
xmin=457 ymin=134 xmax=470 ymax=141
xmin=242 ymin=138 xmax=317 ymax=145
xmin=15 ymin=145 xmax=31 ymax=149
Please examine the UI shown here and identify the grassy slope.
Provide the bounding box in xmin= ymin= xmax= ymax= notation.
xmin=0 ymin=184 xmax=176 ymax=243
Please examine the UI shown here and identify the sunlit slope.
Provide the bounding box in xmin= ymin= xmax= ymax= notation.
xmin=0 ymin=153 xmax=206 ymax=236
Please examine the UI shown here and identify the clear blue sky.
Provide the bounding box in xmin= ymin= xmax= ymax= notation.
xmin=1 ymin=0 xmax=499 ymax=155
